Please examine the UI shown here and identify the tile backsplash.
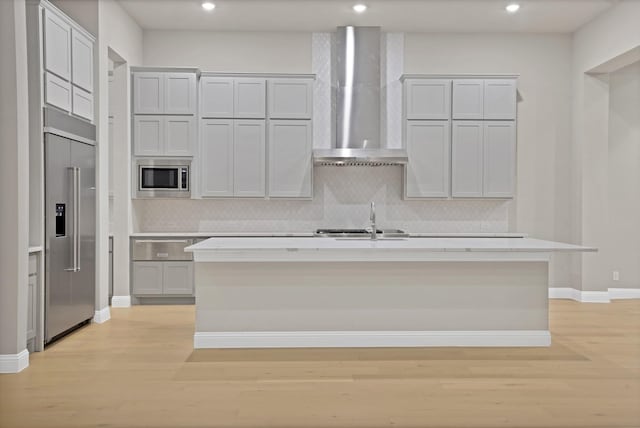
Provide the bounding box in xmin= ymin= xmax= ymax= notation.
xmin=133 ymin=167 xmax=509 ymax=233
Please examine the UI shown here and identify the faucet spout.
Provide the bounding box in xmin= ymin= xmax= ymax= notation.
xmin=370 ymin=202 xmax=377 ymax=240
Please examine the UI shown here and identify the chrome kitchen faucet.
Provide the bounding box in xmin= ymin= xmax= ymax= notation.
xmin=370 ymin=201 xmax=377 ymax=240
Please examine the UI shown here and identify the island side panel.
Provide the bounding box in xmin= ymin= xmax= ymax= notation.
xmin=194 ymin=261 xmax=549 ymax=347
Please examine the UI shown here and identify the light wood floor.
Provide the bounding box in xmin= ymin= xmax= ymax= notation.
xmin=1 ymin=300 xmax=639 ymax=428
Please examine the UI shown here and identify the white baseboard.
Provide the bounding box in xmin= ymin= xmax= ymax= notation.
xmin=111 ymin=295 xmax=131 ymax=308
xmin=0 ymin=349 xmax=29 ymax=373
xmin=548 ymin=287 xmax=640 ymax=303
xmin=92 ymin=307 xmax=111 ymax=324
xmin=194 ymin=330 xmax=551 ymax=349
xmin=609 ymin=288 xmax=640 ymax=300
xmin=581 ymin=291 xmax=611 ymax=303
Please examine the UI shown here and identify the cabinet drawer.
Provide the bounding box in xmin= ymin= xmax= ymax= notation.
xmin=72 ymin=86 xmax=93 ymax=121
xmin=45 ymin=72 xmax=71 ymax=112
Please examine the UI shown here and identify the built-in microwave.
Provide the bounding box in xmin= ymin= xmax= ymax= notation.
xmin=134 ymin=159 xmax=191 ymax=198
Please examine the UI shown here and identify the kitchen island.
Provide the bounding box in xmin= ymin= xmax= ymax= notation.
xmin=186 ymin=237 xmax=594 ymax=348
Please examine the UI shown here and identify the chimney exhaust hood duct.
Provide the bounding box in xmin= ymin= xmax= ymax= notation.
xmin=313 ymin=26 xmax=408 ymax=166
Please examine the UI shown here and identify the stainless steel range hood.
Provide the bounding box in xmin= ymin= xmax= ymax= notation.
xmin=313 ymin=26 xmax=408 ymax=167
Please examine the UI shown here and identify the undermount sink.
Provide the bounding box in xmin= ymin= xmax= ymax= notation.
xmin=315 ymin=228 xmax=410 ymax=239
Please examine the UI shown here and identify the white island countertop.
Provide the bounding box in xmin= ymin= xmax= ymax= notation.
xmin=186 ymin=237 xmax=595 ymax=262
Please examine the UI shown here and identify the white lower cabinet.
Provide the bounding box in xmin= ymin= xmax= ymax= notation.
xmin=268 ymin=120 xmax=312 ymax=198
xmin=452 ymin=121 xmax=515 ymax=198
xmin=405 ymin=120 xmax=450 ymax=198
xmin=132 ymin=261 xmax=193 ymax=296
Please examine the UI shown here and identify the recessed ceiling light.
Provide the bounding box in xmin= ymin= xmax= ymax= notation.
xmin=202 ymin=2 xmax=215 ymax=11
xmin=505 ymin=3 xmax=520 ymax=13
xmin=353 ymin=4 xmax=367 ymax=13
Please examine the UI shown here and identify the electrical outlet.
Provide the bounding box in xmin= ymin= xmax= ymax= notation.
xmin=613 ymin=271 xmax=620 ymax=281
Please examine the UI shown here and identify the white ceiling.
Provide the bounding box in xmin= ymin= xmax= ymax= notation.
xmin=117 ymin=0 xmax=615 ymax=33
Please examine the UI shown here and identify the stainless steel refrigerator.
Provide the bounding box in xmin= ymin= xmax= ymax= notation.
xmin=44 ymin=108 xmax=96 ymax=344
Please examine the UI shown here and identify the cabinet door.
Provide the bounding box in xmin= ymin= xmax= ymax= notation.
xmin=165 ymin=116 xmax=194 ymax=156
xmin=71 ymin=28 xmax=93 ymax=93
xmin=200 ymin=77 xmax=234 ymax=118
xmin=268 ymin=120 xmax=312 ymax=198
xmin=234 ymin=120 xmax=265 ymax=197
xmin=268 ymin=79 xmax=313 ymax=119
xmin=132 ymin=262 xmax=163 ymax=295
xmin=43 ymin=9 xmax=71 ymax=81
xmin=45 ymin=72 xmax=72 ymax=112
xmin=483 ymin=121 xmax=516 ymax=198
xmin=200 ymin=119 xmax=234 ymax=197
xmin=405 ymin=79 xmax=451 ymax=120
xmin=133 ymin=116 xmax=164 ymax=156
xmin=405 ymin=121 xmax=450 ymax=198
xmin=234 ymin=79 xmax=266 ymax=118
xmin=452 ymin=121 xmax=483 ymax=197
xmin=27 ymin=271 xmax=37 ymax=341
xmin=163 ymin=262 xmax=194 ymax=295
xmin=452 ymin=80 xmax=484 ymax=120
xmin=484 ymin=79 xmax=517 ymax=120
xmin=71 ymin=86 xmax=93 ymax=122
xmin=165 ymin=73 xmax=196 ymax=115
xmin=133 ymin=73 xmax=164 ymax=114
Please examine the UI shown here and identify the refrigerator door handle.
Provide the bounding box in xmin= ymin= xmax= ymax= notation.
xmin=65 ymin=167 xmax=80 ymax=272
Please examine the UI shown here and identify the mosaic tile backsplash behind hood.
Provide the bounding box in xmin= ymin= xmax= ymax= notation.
xmin=133 ymin=167 xmax=510 ymax=233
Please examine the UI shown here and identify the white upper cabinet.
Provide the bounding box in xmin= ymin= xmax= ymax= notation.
xmin=200 ymin=119 xmax=234 ymax=197
xmin=134 ymin=72 xmax=196 ymax=115
xmin=233 ymin=120 xmax=266 ymax=197
xmin=71 ymin=86 xmax=93 ymax=121
xmin=165 ymin=116 xmax=195 ymax=156
xmin=268 ymin=120 xmax=312 ymax=198
xmin=234 ymin=79 xmax=266 ymax=118
xmin=134 ymin=73 xmax=164 ymax=114
xmin=452 ymin=80 xmax=484 ymax=120
xmin=165 ymin=73 xmax=196 ymax=115
xmin=405 ymin=79 xmax=451 ymax=120
xmin=45 ymin=72 xmax=71 ymax=112
xmin=71 ymin=28 xmax=93 ymax=93
xmin=452 ymin=121 xmax=484 ymax=197
xmin=483 ymin=79 xmax=517 ymax=120
xmin=43 ymin=9 xmax=71 ymax=81
xmin=133 ymin=116 xmax=164 ymax=156
xmin=483 ymin=121 xmax=516 ymax=197
xmin=200 ymin=77 xmax=266 ymax=118
xmin=133 ymin=116 xmax=193 ymax=157
xmin=268 ymin=79 xmax=313 ymax=119
xmin=200 ymin=77 xmax=234 ymax=118
xmin=405 ymin=120 xmax=451 ymax=198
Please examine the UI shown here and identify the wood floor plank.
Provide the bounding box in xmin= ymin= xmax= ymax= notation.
xmin=0 ymin=300 xmax=639 ymax=428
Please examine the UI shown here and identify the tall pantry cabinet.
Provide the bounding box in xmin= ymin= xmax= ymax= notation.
xmin=403 ymin=75 xmax=518 ymax=199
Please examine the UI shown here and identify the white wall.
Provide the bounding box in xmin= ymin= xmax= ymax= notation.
xmin=143 ymin=30 xmax=311 ymax=72
xmin=99 ymin=0 xmax=143 ymax=305
xmin=572 ymin=0 xmax=640 ymax=291
xmin=607 ymin=61 xmax=640 ymax=289
xmin=405 ymin=33 xmax=574 ymax=286
xmin=0 ymin=0 xmax=30 ymax=367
